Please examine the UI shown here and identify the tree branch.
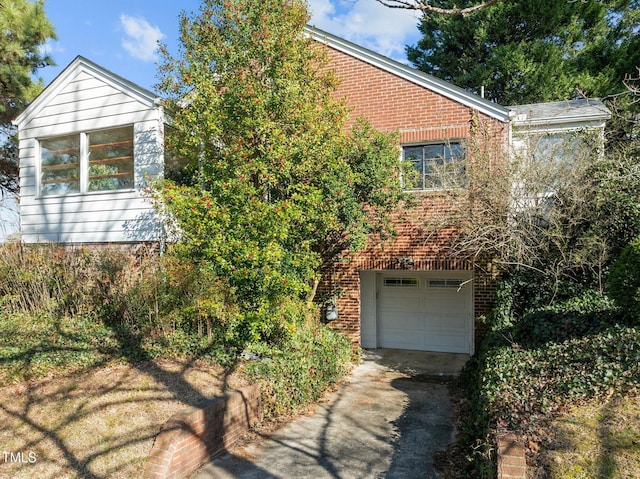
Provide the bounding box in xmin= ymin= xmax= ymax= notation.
xmin=374 ymin=0 xmax=509 ymax=16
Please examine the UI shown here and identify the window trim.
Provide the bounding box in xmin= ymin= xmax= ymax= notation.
xmin=38 ymin=125 xmax=135 ymax=197
xmin=383 ymin=277 xmax=420 ymax=288
xmin=401 ymin=140 xmax=467 ymax=192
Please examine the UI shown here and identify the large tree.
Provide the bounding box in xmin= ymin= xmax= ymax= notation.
xmin=1 ymin=0 xmax=56 ymax=194
xmin=406 ymin=0 xmax=639 ymax=105
xmin=157 ymin=0 xmax=404 ymax=321
xmin=375 ymin=0 xmax=508 ymax=16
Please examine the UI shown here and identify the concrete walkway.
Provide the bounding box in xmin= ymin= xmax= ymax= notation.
xmin=191 ymin=350 xmax=468 ymax=479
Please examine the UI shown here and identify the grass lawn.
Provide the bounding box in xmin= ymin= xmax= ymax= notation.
xmin=0 ymin=312 xmax=247 ymax=479
xmin=532 ymin=391 xmax=640 ymax=479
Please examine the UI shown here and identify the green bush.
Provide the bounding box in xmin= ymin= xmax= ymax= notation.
xmin=0 ymin=244 xmax=354 ymax=420
xmin=457 ymin=277 xmax=640 ymax=478
xmin=512 ymin=290 xmax=617 ymax=346
xmin=245 ymin=321 xmax=353 ymax=418
xmin=608 ymin=235 xmax=640 ymax=323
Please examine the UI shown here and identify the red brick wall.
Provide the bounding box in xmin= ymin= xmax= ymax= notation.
xmin=143 ymin=385 xmax=262 ymax=479
xmin=319 ymin=44 xmax=507 ymax=346
xmin=497 ymin=433 xmax=527 ymax=479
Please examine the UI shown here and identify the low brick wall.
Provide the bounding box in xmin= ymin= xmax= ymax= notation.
xmin=143 ymin=384 xmax=262 ymax=479
xmin=497 ymin=433 xmax=527 ymax=479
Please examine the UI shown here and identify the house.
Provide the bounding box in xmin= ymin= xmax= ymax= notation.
xmin=308 ymin=27 xmax=608 ymax=354
xmin=13 ymin=27 xmax=610 ymax=355
xmin=12 ymin=56 xmax=166 ymax=244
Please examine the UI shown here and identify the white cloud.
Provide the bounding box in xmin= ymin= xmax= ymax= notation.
xmin=307 ymin=0 xmax=421 ymax=63
xmin=120 ymin=14 xmax=165 ymax=62
xmin=39 ymin=38 xmax=65 ymax=57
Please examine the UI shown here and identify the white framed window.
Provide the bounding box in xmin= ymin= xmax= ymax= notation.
xmin=383 ymin=277 xmax=419 ymax=287
xmin=39 ymin=125 xmax=134 ymax=196
xmin=40 ymin=134 xmax=81 ymax=196
xmin=427 ymin=278 xmax=465 ymax=289
xmin=402 ymin=141 xmax=466 ymax=190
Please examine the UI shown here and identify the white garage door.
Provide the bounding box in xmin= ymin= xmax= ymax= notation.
xmin=377 ymin=272 xmax=473 ymax=354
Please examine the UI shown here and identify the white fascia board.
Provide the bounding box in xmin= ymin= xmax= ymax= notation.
xmin=513 ymin=119 xmax=608 ymax=135
xmin=305 ymin=25 xmax=511 ymax=124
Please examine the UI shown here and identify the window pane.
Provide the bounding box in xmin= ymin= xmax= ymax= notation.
xmin=403 ymin=146 xmax=424 ymax=190
xmin=423 ymin=144 xmax=444 ymax=159
xmin=88 ymin=126 xmax=134 ymax=191
xmin=403 ymin=142 xmax=466 ymax=190
xmin=445 ymin=143 xmax=465 ymax=160
xmin=41 ymin=135 xmax=80 ymax=196
xmin=384 ymin=277 xmax=419 ymax=287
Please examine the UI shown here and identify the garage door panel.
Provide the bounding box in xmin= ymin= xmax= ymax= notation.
xmin=379 ymin=331 xmax=425 ymax=350
xmin=423 ymin=333 xmax=468 ymax=353
xmin=378 ymin=272 xmax=473 ymax=354
xmin=379 ymin=313 xmax=424 ymax=330
xmin=425 ymin=314 xmax=468 ymax=329
xmin=380 ymin=298 xmax=424 ymax=312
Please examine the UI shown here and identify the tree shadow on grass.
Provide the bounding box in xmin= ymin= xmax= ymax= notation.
xmin=0 ymin=315 xmax=247 ymax=479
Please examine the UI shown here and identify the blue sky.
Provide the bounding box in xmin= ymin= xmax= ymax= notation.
xmin=39 ymin=0 xmax=423 ymax=92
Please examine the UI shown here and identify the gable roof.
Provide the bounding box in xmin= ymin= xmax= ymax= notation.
xmin=13 ymin=56 xmax=160 ymax=129
xmin=305 ymin=25 xmax=512 ymax=123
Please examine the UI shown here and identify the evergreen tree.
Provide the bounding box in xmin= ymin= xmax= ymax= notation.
xmin=0 ymin=0 xmax=56 ymax=193
xmin=406 ymin=0 xmax=639 ymax=105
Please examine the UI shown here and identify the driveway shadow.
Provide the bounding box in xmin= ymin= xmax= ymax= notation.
xmin=193 ymin=350 xmax=462 ymax=479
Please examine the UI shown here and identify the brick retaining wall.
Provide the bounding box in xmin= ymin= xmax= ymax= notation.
xmin=143 ymin=384 xmax=262 ymax=479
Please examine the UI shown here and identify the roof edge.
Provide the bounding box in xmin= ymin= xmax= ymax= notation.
xmin=304 ymin=25 xmax=511 ymax=123
xmin=13 ymin=56 xmax=160 ymax=127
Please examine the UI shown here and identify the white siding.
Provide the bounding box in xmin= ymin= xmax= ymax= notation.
xmin=359 ymin=271 xmax=378 ymax=348
xmin=17 ymin=60 xmax=165 ymax=244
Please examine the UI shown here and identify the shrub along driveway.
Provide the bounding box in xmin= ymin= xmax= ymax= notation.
xmin=193 ymin=350 xmax=468 ymax=479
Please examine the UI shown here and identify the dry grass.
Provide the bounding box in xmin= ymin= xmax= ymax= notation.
xmin=532 ymin=390 xmax=640 ymax=479
xmin=0 ymin=359 xmax=247 ymax=479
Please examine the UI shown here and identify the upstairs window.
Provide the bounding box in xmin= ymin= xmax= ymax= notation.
xmin=402 ymin=142 xmax=466 ymax=190
xmin=88 ymin=126 xmax=134 ymax=192
xmin=40 ymin=126 xmax=134 ymax=196
xmin=41 ymin=134 xmax=81 ymax=196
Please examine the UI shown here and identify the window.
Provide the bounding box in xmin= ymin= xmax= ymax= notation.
xmin=88 ymin=127 xmax=134 ymax=192
xmin=40 ymin=134 xmax=81 ymax=196
xmin=427 ymin=278 xmax=465 ymax=289
xmin=40 ymin=126 xmax=134 ymax=196
xmin=402 ymin=142 xmax=466 ymax=190
xmin=384 ymin=277 xmax=419 ymax=287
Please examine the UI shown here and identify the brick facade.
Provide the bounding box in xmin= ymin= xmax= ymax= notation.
xmin=318 ymin=43 xmax=509 ymax=350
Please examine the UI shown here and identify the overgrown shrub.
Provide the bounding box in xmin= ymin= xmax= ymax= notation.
xmin=0 ymin=244 xmax=239 ymax=341
xmin=608 ymin=235 xmax=640 ymax=323
xmin=512 ymin=290 xmax=617 ymax=346
xmin=245 ymin=320 xmax=353 ymax=418
xmin=0 ymin=243 xmax=355 ymax=420
xmin=457 ymin=277 xmax=640 ymax=478
xmin=0 ymin=243 xmax=102 ymax=314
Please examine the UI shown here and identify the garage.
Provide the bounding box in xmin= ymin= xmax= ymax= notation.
xmin=360 ymin=271 xmax=474 ymax=354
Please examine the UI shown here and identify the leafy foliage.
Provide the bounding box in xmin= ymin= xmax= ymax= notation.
xmin=246 ymin=321 xmax=353 ymax=418
xmin=608 ymin=235 xmax=640 ymax=323
xmin=407 ymin=0 xmax=639 ymax=105
xmin=156 ymin=0 xmax=404 ymax=321
xmin=1 ymin=0 xmax=56 ymax=193
xmin=456 ymin=276 xmax=640 ymax=477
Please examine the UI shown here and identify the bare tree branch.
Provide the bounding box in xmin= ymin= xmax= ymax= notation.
xmin=374 ymin=0 xmax=510 ymax=16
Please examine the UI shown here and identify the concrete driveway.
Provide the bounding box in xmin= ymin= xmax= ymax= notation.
xmin=192 ymin=349 xmax=469 ymax=479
